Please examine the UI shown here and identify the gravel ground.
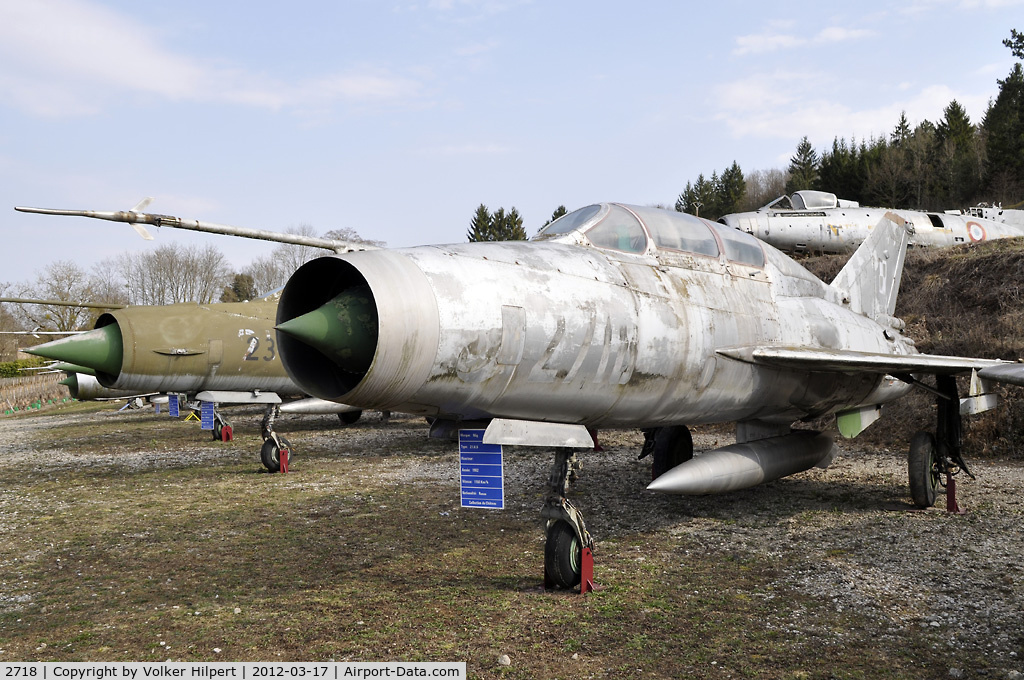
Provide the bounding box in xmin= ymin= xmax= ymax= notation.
xmin=2 ymin=408 xmax=1022 ymax=676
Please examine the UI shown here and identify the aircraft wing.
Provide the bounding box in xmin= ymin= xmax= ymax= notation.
xmin=717 ymin=346 xmax=1024 ymax=384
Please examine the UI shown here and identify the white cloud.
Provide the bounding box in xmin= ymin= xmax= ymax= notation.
xmin=0 ymin=0 xmax=423 ymax=118
xmin=733 ymin=24 xmax=875 ymax=56
xmin=713 ymin=73 xmax=991 ymax=146
xmin=734 ymin=33 xmax=804 ymax=56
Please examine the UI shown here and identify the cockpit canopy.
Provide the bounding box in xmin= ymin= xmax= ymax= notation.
xmin=533 ymin=203 xmax=765 ymax=268
xmin=763 ymin=190 xmax=860 ymax=211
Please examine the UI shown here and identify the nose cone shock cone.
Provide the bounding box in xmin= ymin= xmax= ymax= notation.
xmin=24 ymin=325 xmax=123 ymax=377
xmin=275 ymin=286 xmax=378 ymax=374
xmin=58 ymin=374 xmax=80 ymax=398
xmin=52 ymin=362 xmax=96 ymax=376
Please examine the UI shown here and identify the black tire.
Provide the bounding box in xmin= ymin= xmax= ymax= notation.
xmin=909 ymin=431 xmax=939 ymax=508
xmin=338 ymin=410 xmax=362 ymax=426
xmin=651 ymin=426 xmax=694 ymax=480
xmin=260 ymin=437 xmax=291 ymax=472
xmin=212 ymin=421 xmax=223 ymax=441
xmin=545 ymin=520 xmax=582 ymax=589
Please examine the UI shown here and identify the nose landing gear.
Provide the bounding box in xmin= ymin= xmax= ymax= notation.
xmin=542 ymin=449 xmax=597 ymax=594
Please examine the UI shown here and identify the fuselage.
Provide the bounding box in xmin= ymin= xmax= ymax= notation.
xmin=93 ymin=298 xmax=300 ymax=395
xmin=277 ymin=203 xmax=913 ymax=428
xmin=719 ymin=192 xmax=1024 ymax=254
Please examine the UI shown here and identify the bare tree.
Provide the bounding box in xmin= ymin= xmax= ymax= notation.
xmin=243 ymin=224 xmax=386 ymax=297
xmin=113 ymin=243 xmax=231 ymax=306
xmin=866 ymin=144 xmax=912 ymax=207
xmin=0 ymin=283 xmax=23 ymax=360
xmin=12 ymin=260 xmax=99 ymax=332
xmin=739 ymin=168 xmax=789 ymax=211
xmin=244 ymin=256 xmax=288 ymax=299
xmin=322 ymin=226 xmax=386 ymax=249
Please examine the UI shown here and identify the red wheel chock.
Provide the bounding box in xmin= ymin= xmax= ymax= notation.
xmin=220 ymin=425 xmax=233 ymax=442
xmin=279 ymin=446 xmax=289 ymax=474
xmin=544 ymin=546 xmax=599 ymax=595
xmin=579 ymin=546 xmax=598 ymax=594
xmin=946 ymin=474 xmax=965 ymax=514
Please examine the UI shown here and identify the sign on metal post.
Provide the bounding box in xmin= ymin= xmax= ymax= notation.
xmin=200 ymin=401 xmax=215 ymax=430
xmin=459 ymin=429 xmax=504 ymax=509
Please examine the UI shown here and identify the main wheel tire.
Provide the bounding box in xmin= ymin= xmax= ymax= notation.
xmin=260 ymin=437 xmax=291 ymax=472
xmin=545 ymin=520 xmax=582 ymax=589
xmin=909 ymin=431 xmax=939 ymax=508
xmin=338 ymin=410 xmax=362 ymax=425
xmin=213 ymin=421 xmax=223 ymax=441
xmin=651 ymin=426 xmax=694 ymax=480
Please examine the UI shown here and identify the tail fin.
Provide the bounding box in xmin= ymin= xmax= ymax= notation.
xmin=830 ymin=212 xmax=913 ymax=323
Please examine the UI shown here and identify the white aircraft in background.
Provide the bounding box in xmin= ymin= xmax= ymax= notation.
xmin=719 ymin=190 xmax=1024 ymax=254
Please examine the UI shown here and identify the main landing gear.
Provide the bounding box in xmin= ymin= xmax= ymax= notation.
xmin=211 ymin=411 xmax=233 ymax=442
xmin=908 ymin=375 xmax=974 ymax=511
xmin=639 ymin=425 xmax=694 ymax=480
xmin=542 ymin=449 xmax=596 ymax=593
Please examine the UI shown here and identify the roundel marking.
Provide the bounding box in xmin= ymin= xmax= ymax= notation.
xmin=966 ymin=221 xmax=986 ymax=242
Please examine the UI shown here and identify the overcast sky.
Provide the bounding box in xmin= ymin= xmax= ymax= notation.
xmin=1 ymin=0 xmax=1021 ymax=285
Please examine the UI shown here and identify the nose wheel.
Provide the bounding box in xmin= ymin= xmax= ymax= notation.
xmin=260 ymin=435 xmax=292 ymax=473
xmin=259 ymin=404 xmax=293 ymax=472
xmin=541 ymin=449 xmax=597 ymax=593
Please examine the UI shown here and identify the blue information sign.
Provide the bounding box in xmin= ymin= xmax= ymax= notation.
xmin=168 ymin=394 xmax=179 ymax=418
xmin=200 ymin=401 xmax=215 ymax=430
xmin=459 ymin=429 xmax=504 ymax=509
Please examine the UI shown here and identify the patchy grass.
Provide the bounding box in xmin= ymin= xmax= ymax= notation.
xmin=0 ymin=407 xmax=1006 ymax=678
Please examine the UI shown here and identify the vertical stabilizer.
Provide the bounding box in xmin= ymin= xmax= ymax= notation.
xmin=830 ymin=212 xmax=913 ymax=322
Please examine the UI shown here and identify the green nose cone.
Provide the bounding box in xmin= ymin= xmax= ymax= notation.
xmin=58 ymin=374 xmax=80 ymax=399
xmin=53 ymin=362 xmax=96 ymax=376
xmin=24 ymin=325 xmax=123 ymax=376
xmin=276 ymin=286 xmax=378 ymax=373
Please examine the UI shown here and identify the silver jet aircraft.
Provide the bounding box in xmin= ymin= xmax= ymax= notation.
xmin=719 ymin=190 xmax=1024 ymax=253
xmin=268 ymin=202 xmax=1024 ymax=588
xmin=22 ymin=200 xmax=1024 ymax=589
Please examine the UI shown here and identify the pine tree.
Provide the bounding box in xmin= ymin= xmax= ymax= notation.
xmin=818 ymin=138 xmax=863 ymax=200
xmin=717 ymin=162 xmax=746 ymax=216
xmin=983 ymin=63 xmax=1024 ymax=199
xmin=785 ymin=137 xmax=820 ymax=193
xmin=466 ymin=204 xmax=492 ymax=242
xmin=1004 ymin=28 xmax=1024 ymax=59
xmin=675 ymin=174 xmax=716 ymax=216
xmin=467 ymin=204 xmax=527 ymax=241
xmin=892 ymin=112 xmax=912 ymax=146
xmin=934 ymin=100 xmax=982 ymax=205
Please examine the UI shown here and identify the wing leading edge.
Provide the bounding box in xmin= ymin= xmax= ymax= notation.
xmin=717 ymin=345 xmax=1024 ymax=384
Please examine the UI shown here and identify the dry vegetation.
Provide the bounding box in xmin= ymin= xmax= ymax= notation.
xmin=0 ymin=404 xmax=1022 ymax=679
xmin=2 ymin=240 xmax=1024 ymax=677
xmin=802 ymin=238 xmax=1024 ymax=457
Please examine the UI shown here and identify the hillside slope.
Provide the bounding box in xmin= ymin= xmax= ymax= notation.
xmin=801 ymin=239 xmax=1024 ymax=457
